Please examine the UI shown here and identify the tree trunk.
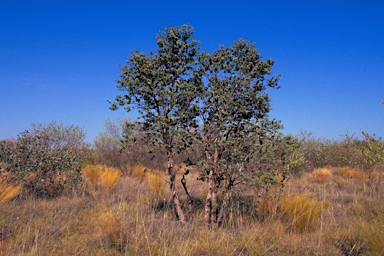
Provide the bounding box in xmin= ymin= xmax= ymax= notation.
xmin=168 ymin=151 xmax=186 ymax=223
xmin=210 ymin=183 xmax=218 ymax=229
xmin=204 ymin=148 xmax=219 ymax=228
xmin=217 ymin=188 xmax=231 ymax=227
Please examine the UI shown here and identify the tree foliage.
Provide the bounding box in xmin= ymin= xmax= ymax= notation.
xmin=111 ymin=24 xmax=201 ymax=222
xmin=193 ymin=39 xmax=287 ymax=227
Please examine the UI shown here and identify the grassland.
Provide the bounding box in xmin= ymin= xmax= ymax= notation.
xmin=0 ymin=165 xmax=383 ymax=255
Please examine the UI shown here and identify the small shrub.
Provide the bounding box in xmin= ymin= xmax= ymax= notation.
xmin=281 ymin=193 xmax=326 ymax=233
xmin=311 ymin=167 xmax=332 ymax=183
xmin=0 ymin=122 xmax=87 ymax=198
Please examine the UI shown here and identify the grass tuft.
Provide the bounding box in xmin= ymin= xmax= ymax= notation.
xmin=281 ymin=193 xmax=326 ymax=233
xmin=145 ymin=172 xmax=165 ymax=197
xmin=82 ymin=164 xmax=121 ymax=196
xmin=0 ymin=178 xmax=22 ymax=206
xmin=311 ymin=167 xmax=332 ymax=183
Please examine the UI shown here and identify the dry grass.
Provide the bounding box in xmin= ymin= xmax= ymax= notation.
xmin=128 ymin=163 xmax=147 ymax=182
xmin=337 ymin=166 xmax=368 ymax=181
xmin=0 ymin=182 xmax=22 ymax=206
xmin=0 ymin=163 xmax=382 ymax=255
xmin=145 ymin=172 xmax=165 ymax=197
xmin=128 ymin=163 xmax=166 ymax=197
xmin=82 ymin=164 xmax=121 ymax=197
xmin=311 ymin=167 xmax=332 ymax=183
xmin=0 ymin=172 xmax=22 ymax=206
xmin=281 ymin=193 xmax=326 ymax=233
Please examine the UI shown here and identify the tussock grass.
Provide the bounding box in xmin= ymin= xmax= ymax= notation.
xmin=311 ymin=167 xmax=332 ymax=183
xmin=82 ymin=164 xmax=121 ymax=197
xmin=281 ymin=193 xmax=326 ymax=233
xmin=128 ymin=163 xmax=147 ymax=182
xmin=128 ymin=163 xmax=166 ymax=197
xmin=0 ymin=168 xmax=22 ymax=206
xmin=145 ymin=173 xmax=165 ymax=197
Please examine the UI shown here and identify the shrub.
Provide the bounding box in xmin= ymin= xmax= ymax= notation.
xmin=0 ymin=122 xmax=88 ymax=198
xmin=281 ymin=193 xmax=326 ymax=233
xmin=311 ymin=167 xmax=332 ymax=183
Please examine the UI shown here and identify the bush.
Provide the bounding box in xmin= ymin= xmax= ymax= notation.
xmin=0 ymin=122 xmax=88 ymax=198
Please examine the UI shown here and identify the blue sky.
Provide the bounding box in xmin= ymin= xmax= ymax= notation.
xmin=1 ymin=1 xmax=383 ymax=142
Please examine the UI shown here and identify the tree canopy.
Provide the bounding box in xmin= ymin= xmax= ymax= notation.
xmin=111 ymin=24 xmax=201 ymax=222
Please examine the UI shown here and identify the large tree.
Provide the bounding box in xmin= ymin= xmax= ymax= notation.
xmin=110 ymin=24 xmax=201 ymax=223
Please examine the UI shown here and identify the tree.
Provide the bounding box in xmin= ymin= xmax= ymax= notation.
xmin=110 ymin=24 xmax=201 ymax=223
xmin=194 ymin=39 xmax=285 ymax=227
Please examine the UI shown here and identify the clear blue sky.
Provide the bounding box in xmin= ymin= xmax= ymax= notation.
xmin=1 ymin=1 xmax=383 ymax=142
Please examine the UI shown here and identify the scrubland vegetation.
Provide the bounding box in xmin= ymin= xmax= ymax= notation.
xmin=1 ymin=24 xmax=382 ymax=255
xmin=0 ymin=121 xmax=383 ymax=255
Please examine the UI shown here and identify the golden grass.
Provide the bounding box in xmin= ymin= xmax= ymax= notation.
xmin=100 ymin=168 xmax=121 ymax=193
xmin=0 ymin=176 xmax=22 ymax=206
xmin=145 ymin=173 xmax=165 ymax=196
xmin=311 ymin=167 xmax=332 ymax=183
xmin=97 ymin=206 xmax=127 ymax=249
xmin=128 ymin=163 xmax=165 ymax=197
xmin=337 ymin=166 xmax=368 ymax=181
xmin=281 ymin=193 xmax=326 ymax=233
xmin=327 ymin=217 xmax=384 ymax=255
xmin=128 ymin=163 xmax=147 ymax=182
xmin=332 ymin=175 xmax=348 ymax=188
xmin=82 ymin=164 xmax=121 ymax=196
